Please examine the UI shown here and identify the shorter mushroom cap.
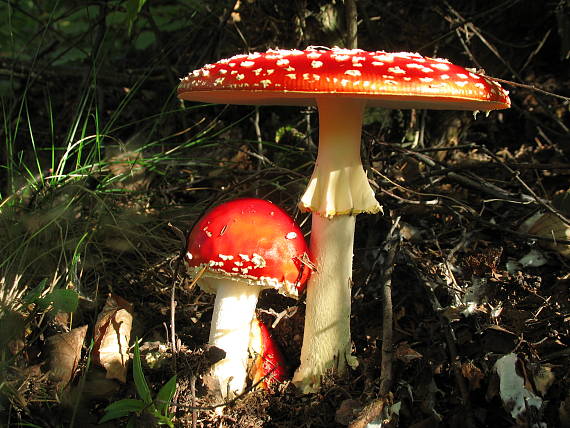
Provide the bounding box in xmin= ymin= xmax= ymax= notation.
xmin=186 ymin=198 xmax=311 ymax=297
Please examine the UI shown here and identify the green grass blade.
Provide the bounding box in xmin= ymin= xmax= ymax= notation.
xmin=133 ymin=340 xmax=152 ymax=405
xmin=155 ymin=375 xmax=176 ymax=416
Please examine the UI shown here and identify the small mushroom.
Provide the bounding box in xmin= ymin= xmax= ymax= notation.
xmin=185 ymin=198 xmax=310 ymax=397
xmin=249 ymin=317 xmax=287 ymax=389
xmin=178 ymin=47 xmax=510 ymax=392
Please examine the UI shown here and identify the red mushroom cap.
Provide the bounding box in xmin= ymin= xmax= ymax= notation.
xmin=185 ymin=198 xmax=311 ymax=298
xmin=178 ymin=47 xmax=510 ymax=111
xmin=249 ymin=318 xmax=288 ymax=389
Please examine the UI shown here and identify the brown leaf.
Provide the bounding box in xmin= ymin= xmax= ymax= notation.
xmin=394 ymin=341 xmax=423 ymax=363
xmin=47 ymin=325 xmax=88 ymax=390
xmin=93 ymin=294 xmax=133 ymax=383
xmin=335 ymin=399 xmax=362 ymax=425
xmin=460 ymin=361 xmax=485 ymax=390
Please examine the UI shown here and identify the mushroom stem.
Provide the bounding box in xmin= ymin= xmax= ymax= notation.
xmin=206 ymin=277 xmax=260 ymax=397
xmin=294 ymin=97 xmax=380 ymax=393
xmin=293 ymin=214 xmax=358 ymax=392
xmin=299 ymin=97 xmax=380 ymax=217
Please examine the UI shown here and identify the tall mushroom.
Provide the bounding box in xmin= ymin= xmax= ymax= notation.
xmin=178 ymin=47 xmax=511 ymax=392
xmin=185 ymin=198 xmax=310 ymax=398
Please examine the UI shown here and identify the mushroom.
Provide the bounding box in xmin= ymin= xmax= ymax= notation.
xmin=185 ymin=198 xmax=310 ymax=397
xmin=249 ymin=317 xmax=288 ymax=389
xmin=178 ymin=47 xmax=511 ymax=392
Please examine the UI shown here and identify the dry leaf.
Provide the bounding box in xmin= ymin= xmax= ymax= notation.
xmin=531 ymin=364 xmax=556 ymax=396
xmin=335 ymin=399 xmax=362 ymax=425
xmin=493 ymin=353 xmax=546 ymax=427
xmin=460 ymin=361 xmax=485 ymax=390
xmin=395 ymin=341 xmax=423 ymax=363
xmin=93 ymin=294 xmax=133 ymax=383
xmin=47 ymin=325 xmax=88 ymax=390
xmin=560 ymin=394 xmax=570 ymax=428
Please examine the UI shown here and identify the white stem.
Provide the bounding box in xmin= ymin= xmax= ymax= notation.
xmin=206 ymin=277 xmax=260 ymax=398
xmin=292 ymin=214 xmax=358 ymax=393
xmin=294 ymin=97 xmax=380 ymax=393
xmin=299 ymin=97 xmax=380 ymax=217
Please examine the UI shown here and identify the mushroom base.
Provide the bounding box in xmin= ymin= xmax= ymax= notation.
xmin=293 ymin=214 xmax=358 ymax=393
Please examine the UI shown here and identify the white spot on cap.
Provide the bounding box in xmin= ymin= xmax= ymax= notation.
xmin=419 ymin=77 xmax=434 ymax=83
xmin=286 ymin=73 xmax=296 ymax=79
xmin=186 ymin=252 xmax=193 ymax=260
xmin=432 ymin=63 xmax=450 ymax=71
xmin=456 ymin=73 xmax=469 ymax=79
xmin=388 ymin=66 xmax=406 ymax=74
xmin=240 ymin=61 xmax=255 ymax=67
xmin=236 ymin=74 xmax=245 ymax=81
xmin=345 ymin=69 xmax=361 ymax=77
xmin=251 ymin=253 xmax=266 ymax=268
xmin=311 ymin=60 xmax=323 ymax=68
xmin=276 ymin=58 xmax=290 ymax=66
xmin=373 ymin=54 xmax=394 ymax=62
xmin=260 ymin=79 xmax=272 ymax=88
xmin=286 ymin=232 xmax=297 ymax=239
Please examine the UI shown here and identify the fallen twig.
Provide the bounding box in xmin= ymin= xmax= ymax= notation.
xmin=379 ymin=218 xmax=401 ymax=397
